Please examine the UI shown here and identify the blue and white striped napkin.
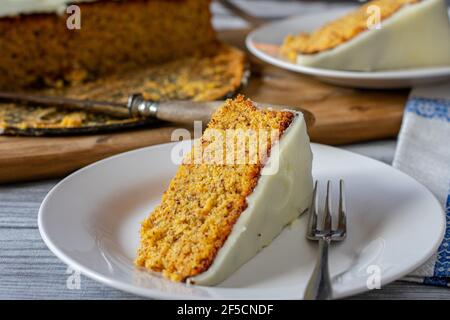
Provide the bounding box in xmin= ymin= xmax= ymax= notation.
xmin=394 ymin=82 xmax=450 ymax=287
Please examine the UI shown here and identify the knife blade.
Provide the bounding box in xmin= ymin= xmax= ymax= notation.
xmin=0 ymin=92 xmax=314 ymax=128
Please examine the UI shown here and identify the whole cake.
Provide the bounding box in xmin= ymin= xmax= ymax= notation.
xmin=136 ymin=95 xmax=313 ymax=285
xmin=0 ymin=0 xmax=216 ymax=90
xmin=0 ymin=0 xmax=248 ymax=135
xmin=281 ymin=0 xmax=450 ymax=71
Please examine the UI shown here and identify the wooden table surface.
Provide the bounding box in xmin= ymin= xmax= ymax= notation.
xmin=1 ymin=139 xmax=449 ymax=300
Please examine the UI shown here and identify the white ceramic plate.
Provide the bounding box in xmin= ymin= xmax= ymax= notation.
xmin=38 ymin=142 xmax=445 ymax=299
xmin=246 ymin=8 xmax=450 ymax=89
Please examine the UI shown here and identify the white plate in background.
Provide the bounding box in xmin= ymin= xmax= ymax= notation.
xmin=246 ymin=9 xmax=450 ymax=89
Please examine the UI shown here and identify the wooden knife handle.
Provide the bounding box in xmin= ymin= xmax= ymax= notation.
xmin=301 ymin=108 xmax=315 ymax=130
xmin=156 ymin=101 xmax=222 ymax=126
xmin=156 ymin=100 xmax=315 ymax=130
xmin=262 ymin=103 xmax=315 ymax=130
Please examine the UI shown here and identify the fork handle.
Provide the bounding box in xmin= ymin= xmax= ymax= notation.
xmin=304 ymin=238 xmax=333 ymax=300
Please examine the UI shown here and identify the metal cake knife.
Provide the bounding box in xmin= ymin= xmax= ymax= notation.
xmin=0 ymin=92 xmax=315 ymax=128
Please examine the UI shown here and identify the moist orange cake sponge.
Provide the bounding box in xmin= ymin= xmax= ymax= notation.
xmin=136 ymin=95 xmax=313 ymax=285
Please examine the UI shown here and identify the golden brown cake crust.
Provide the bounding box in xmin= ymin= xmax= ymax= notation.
xmin=136 ymin=95 xmax=294 ymax=282
xmin=280 ymin=0 xmax=419 ymax=61
xmin=0 ymin=0 xmax=216 ymax=90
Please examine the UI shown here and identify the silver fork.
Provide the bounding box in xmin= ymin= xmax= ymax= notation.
xmin=304 ymin=180 xmax=347 ymax=300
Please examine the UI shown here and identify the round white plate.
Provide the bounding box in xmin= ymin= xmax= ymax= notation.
xmin=39 ymin=142 xmax=445 ymax=299
xmin=246 ymin=8 xmax=450 ymax=89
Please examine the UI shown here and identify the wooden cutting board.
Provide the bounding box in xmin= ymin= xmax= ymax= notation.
xmin=0 ymin=29 xmax=409 ymax=184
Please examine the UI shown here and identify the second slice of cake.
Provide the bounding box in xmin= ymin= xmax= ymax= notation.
xmin=136 ymin=95 xmax=313 ymax=285
xmin=281 ymin=0 xmax=450 ymax=71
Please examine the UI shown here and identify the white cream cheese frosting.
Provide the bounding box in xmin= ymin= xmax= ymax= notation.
xmin=0 ymin=0 xmax=99 ymax=17
xmin=188 ymin=112 xmax=313 ymax=286
xmin=296 ymin=0 xmax=450 ymax=71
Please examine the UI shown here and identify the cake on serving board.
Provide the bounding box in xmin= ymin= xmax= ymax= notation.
xmin=0 ymin=0 xmax=247 ymax=134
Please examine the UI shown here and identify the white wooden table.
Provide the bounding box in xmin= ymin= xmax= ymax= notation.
xmin=1 ymin=140 xmax=449 ymax=299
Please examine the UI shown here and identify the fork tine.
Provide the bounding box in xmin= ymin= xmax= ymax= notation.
xmin=306 ymin=181 xmax=318 ymax=239
xmin=336 ymin=179 xmax=347 ymax=239
xmin=305 ymin=179 xmax=347 ymax=300
xmin=322 ymin=180 xmax=332 ymax=237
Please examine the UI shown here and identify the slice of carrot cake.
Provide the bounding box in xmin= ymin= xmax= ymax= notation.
xmin=136 ymin=95 xmax=313 ymax=285
xmin=281 ymin=0 xmax=450 ymax=71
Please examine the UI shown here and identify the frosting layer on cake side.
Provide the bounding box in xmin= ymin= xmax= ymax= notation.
xmin=296 ymin=0 xmax=450 ymax=71
xmin=189 ymin=112 xmax=313 ymax=286
xmin=0 ymin=0 xmax=99 ymax=17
